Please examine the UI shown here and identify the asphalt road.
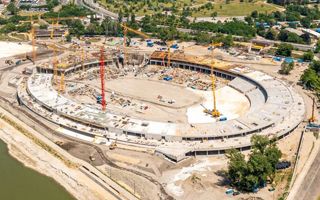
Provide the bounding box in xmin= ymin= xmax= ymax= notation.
xmin=295 ymin=146 xmax=320 ymax=200
xmin=76 ymin=0 xmax=118 ymax=20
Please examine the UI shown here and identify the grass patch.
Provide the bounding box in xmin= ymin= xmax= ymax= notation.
xmin=98 ymin=0 xmax=281 ymax=17
xmin=11 ymin=33 xmax=29 ymax=41
xmin=0 ymin=34 xmax=21 ymax=42
xmin=86 ymin=37 xmax=101 ymax=43
xmin=193 ymin=1 xmax=280 ymax=17
xmin=0 ymin=112 xmax=78 ymax=168
xmin=275 ymin=168 xmax=294 ymax=200
xmin=18 ymin=11 xmax=45 ymax=17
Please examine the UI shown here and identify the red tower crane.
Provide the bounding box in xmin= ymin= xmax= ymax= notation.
xmin=100 ymin=47 xmax=106 ymax=111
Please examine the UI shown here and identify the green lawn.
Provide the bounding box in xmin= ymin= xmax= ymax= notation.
xmin=193 ymin=1 xmax=282 ymax=17
xmin=0 ymin=34 xmax=20 ymax=42
xmin=99 ymin=0 xmax=282 ymax=17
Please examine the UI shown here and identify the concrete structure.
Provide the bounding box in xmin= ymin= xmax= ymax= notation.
xmin=251 ymin=39 xmax=315 ymax=51
xmin=301 ymin=28 xmax=320 ymax=39
xmin=17 ymin=55 xmax=305 ymax=161
xmin=285 ymin=28 xmax=304 ymax=36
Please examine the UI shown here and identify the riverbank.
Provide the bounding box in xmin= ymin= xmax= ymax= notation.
xmin=0 ymin=139 xmax=75 ymax=200
xmin=0 ymin=106 xmax=118 ymax=200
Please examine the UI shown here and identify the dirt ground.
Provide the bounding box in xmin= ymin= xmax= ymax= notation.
xmin=65 ymin=64 xmax=231 ymax=123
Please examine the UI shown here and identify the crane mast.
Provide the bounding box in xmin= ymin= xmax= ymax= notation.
xmin=309 ymin=97 xmax=316 ymax=123
xmin=100 ymin=47 xmax=106 ymax=111
xmin=210 ymin=64 xmax=220 ymax=117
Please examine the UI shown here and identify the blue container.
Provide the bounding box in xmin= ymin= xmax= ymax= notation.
xmin=284 ymin=57 xmax=294 ymax=63
xmin=219 ymin=116 xmax=227 ymax=121
xmin=171 ymin=44 xmax=179 ymax=49
xmin=273 ymin=57 xmax=282 ymax=62
xmin=163 ymin=76 xmax=173 ymax=81
xmin=297 ymin=58 xmax=304 ymax=63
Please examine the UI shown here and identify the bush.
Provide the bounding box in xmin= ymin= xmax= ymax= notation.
xmin=276 ymin=43 xmax=293 ymax=57
xmin=302 ymin=51 xmax=314 ymax=62
xmin=279 ymin=62 xmax=294 ymax=75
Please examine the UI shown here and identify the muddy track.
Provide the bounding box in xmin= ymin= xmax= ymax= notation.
xmin=0 ymin=97 xmax=174 ymax=200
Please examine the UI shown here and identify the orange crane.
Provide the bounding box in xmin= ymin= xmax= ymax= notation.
xmin=53 ymin=45 xmax=58 ymax=84
xmin=166 ymin=41 xmax=174 ymax=68
xmin=57 ymin=63 xmax=67 ymax=93
xmin=50 ymin=20 xmax=55 ymax=39
xmin=210 ymin=62 xmax=220 ymax=117
xmin=309 ymin=97 xmax=316 ymax=123
xmin=120 ymin=23 xmax=150 ymax=66
xmin=209 ymin=42 xmax=220 ymax=117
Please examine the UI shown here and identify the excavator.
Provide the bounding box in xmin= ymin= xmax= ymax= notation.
xmin=109 ymin=139 xmax=117 ymax=150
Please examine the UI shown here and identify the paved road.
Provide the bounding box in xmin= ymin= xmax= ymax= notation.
xmin=76 ymin=0 xmax=118 ymax=20
xmin=295 ymin=146 xmax=320 ymax=200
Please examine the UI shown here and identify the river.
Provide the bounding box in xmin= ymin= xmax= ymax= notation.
xmin=0 ymin=139 xmax=75 ymax=200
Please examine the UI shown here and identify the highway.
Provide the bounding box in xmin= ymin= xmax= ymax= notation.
xmin=76 ymin=0 xmax=119 ymax=20
xmin=294 ymin=146 xmax=320 ymax=200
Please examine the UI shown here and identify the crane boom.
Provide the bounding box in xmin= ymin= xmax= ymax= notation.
xmin=120 ymin=23 xmax=150 ymax=39
xmin=120 ymin=23 xmax=150 ymax=67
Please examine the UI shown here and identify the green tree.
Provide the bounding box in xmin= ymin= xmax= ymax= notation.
xmin=279 ymin=61 xmax=294 ymax=75
xmin=301 ymin=17 xmax=311 ymax=28
xmin=226 ymin=135 xmax=282 ymax=191
xmin=251 ymin=10 xmax=258 ymax=18
xmin=65 ymin=34 xmax=72 ymax=42
xmin=276 ymin=43 xmax=293 ymax=57
xmin=300 ymin=68 xmax=320 ymax=90
xmin=302 ymin=51 xmax=314 ymax=61
xmin=7 ymin=2 xmax=18 ymax=15
xmin=118 ymin=9 xmax=123 ymax=23
xmin=314 ymin=40 xmax=320 ymax=53
xmin=265 ymin=29 xmax=277 ymax=40
xmin=226 ymin=149 xmax=247 ymax=188
xmin=251 ymin=135 xmax=270 ymax=154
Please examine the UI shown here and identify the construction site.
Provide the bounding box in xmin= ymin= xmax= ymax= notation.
xmin=9 ymin=21 xmax=305 ymax=161
xmin=0 ymin=20 xmax=316 ymax=200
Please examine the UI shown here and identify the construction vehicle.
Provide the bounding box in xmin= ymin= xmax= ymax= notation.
xmin=5 ymin=60 xmax=14 ymax=65
xmin=109 ymin=140 xmax=117 ymax=150
xmin=146 ymin=39 xmax=154 ymax=47
xmin=208 ymin=42 xmax=223 ymax=50
xmin=96 ymin=95 xmax=103 ymax=104
xmin=170 ymin=43 xmax=179 ymax=49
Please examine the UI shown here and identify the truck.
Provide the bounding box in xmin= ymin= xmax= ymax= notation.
xmin=96 ymin=95 xmax=102 ymax=104
xmin=170 ymin=44 xmax=179 ymax=49
xmin=147 ymin=40 xmax=154 ymax=47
